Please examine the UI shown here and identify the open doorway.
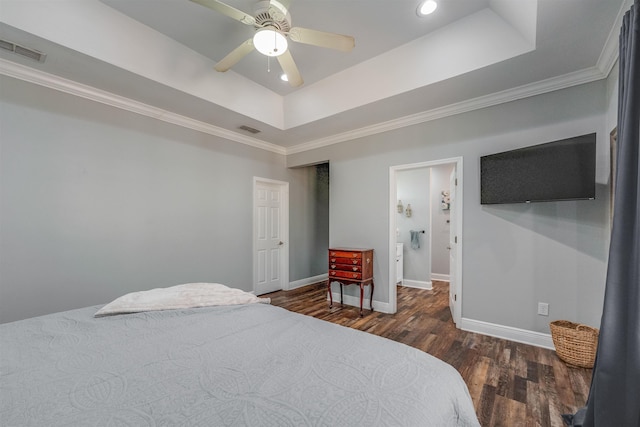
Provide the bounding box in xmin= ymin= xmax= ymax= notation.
xmin=395 ymin=164 xmax=454 ymax=290
xmin=389 ymin=157 xmax=463 ymax=325
xmin=395 ymin=168 xmax=434 ymax=290
xmin=287 ymin=162 xmax=330 ymax=290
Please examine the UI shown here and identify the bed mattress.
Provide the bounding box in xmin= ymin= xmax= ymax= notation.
xmin=1 ymin=302 xmax=479 ymax=426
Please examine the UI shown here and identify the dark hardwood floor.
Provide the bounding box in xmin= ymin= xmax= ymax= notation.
xmin=266 ymin=280 xmax=592 ymax=427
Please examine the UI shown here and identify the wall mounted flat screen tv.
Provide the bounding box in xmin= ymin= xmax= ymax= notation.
xmin=480 ymin=133 xmax=596 ymax=205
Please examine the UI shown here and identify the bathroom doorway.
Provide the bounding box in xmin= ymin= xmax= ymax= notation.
xmin=389 ymin=157 xmax=463 ymax=325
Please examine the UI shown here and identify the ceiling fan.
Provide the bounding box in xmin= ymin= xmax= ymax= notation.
xmin=190 ymin=0 xmax=355 ymax=87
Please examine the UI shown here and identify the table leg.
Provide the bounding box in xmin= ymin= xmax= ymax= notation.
xmin=370 ymin=280 xmax=374 ymax=311
xmin=359 ymin=283 xmax=364 ymax=316
xmin=327 ymin=281 xmax=333 ymax=308
xmin=340 ymin=283 xmax=344 ymax=305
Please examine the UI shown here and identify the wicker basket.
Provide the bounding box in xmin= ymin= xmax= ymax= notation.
xmin=550 ymin=320 xmax=599 ymax=368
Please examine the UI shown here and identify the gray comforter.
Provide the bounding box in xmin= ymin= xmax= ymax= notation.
xmin=1 ymin=303 xmax=480 ymax=426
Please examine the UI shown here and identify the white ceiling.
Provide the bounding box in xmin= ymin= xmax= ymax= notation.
xmin=0 ymin=0 xmax=629 ymax=153
xmin=101 ymin=0 xmax=493 ymax=95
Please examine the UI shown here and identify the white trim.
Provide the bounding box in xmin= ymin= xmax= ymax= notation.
xmin=288 ymin=273 xmax=328 ymax=291
xmin=328 ymin=296 xmax=557 ymax=350
xmin=389 ymin=157 xmax=463 ymax=318
xmin=285 ymin=68 xmax=608 ymax=154
xmin=431 ymin=273 xmax=450 ymax=282
xmin=252 ymin=177 xmax=289 ymax=295
xmin=328 ymin=292 xmax=393 ymax=314
xmin=0 ymin=59 xmax=286 ymax=155
xmin=2 ymin=58 xmax=616 ymax=158
xmin=597 ymin=0 xmax=634 ymax=75
xmin=451 ymin=161 xmax=463 ymax=326
xmin=402 ymin=280 xmax=433 ymax=290
xmin=460 ymin=318 xmax=555 ymax=350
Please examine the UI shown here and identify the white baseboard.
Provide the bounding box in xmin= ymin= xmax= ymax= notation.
xmin=328 ymin=291 xmax=392 ymax=314
xmin=323 ymin=292 xmax=555 ymax=348
xmin=431 ymin=273 xmax=450 ymax=282
xmin=460 ymin=318 xmax=555 ymax=350
xmin=401 ymin=279 xmax=433 ymax=290
xmin=288 ymin=273 xmax=327 ymax=290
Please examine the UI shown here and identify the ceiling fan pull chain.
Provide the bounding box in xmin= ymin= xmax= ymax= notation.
xmin=273 ymin=28 xmax=278 ymax=56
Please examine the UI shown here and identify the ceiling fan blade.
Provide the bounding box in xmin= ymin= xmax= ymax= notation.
xmin=277 ymin=50 xmax=303 ymax=87
xmin=190 ymin=0 xmax=256 ymax=25
xmin=289 ymin=27 xmax=355 ymax=52
xmin=214 ymin=39 xmax=255 ymax=72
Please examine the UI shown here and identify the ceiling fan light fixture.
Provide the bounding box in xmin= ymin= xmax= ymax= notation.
xmin=253 ymin=27 xmax=288 ymax=57
xmin=417 ymin=0 xmax=438 ymax=16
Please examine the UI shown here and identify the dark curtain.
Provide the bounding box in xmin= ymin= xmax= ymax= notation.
xmin=567 ymin=1 xmax=640 ymax=426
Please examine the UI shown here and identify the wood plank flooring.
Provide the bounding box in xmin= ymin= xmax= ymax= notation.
xmin=266 ymin=280 xmax=592 ymax=427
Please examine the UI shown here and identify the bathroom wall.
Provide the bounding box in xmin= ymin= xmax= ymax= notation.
xmin=397 ymin=168 xmax=431 ymax=289
xmin=430 ymin=164 xmax=455 ymax=280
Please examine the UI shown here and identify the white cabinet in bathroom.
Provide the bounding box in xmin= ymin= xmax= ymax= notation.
xmin=396 ymin=243 xmax=404 ymax=285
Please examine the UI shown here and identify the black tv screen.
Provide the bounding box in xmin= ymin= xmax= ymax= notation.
xmin=480 ymin=133 xmax=596 ymax=204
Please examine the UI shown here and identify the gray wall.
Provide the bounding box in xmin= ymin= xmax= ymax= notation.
xmin=0 ymin=76 xmax=293 ymax=323
xmin=397 ymin=168 xmax=431 ymax=285
xmin=288 ymin=80 xmax=612 ymax=333
xmin=430 ymin=164 xmax=454 ymax=277
xmin=0 ymin=71 xmax=615 ymax=335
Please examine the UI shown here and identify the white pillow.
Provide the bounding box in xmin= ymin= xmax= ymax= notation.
xmin=95 ymin=283 xmax=270 ymax=317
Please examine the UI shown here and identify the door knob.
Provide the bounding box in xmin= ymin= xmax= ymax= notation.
xmin=278 ymin=241 xmax=284 ymax=246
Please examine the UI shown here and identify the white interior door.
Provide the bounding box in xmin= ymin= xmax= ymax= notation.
xmin=254 ymin=179 xmax=288 ymax=295
xmin=448 ymin=167 xmax=458 ymax=324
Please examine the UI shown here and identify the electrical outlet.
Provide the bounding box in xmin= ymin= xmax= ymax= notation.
xmin=538 ymin=302 xmax=549 ymax=316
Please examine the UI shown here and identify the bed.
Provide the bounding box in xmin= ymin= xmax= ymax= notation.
xmin=1 ymin=283 xmax=480 ymax=426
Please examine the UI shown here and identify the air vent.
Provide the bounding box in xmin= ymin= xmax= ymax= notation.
xmin=0 ymin=39 xmax=46 ymax=63
xmin=238 ymin=125 xmax=261 ymax=134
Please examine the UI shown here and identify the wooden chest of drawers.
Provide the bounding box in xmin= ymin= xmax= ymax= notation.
xmin=328 ymin=248 xmax=374 ymax=316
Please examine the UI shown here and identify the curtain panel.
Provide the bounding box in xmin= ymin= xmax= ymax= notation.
xmin=572 ymin=1 xmax=640 ymax=426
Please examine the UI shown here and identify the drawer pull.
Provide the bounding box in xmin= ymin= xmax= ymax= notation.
xmin=331 ymin=264 xmax=336 ymax=269
xmin=330 ymin=252 xmax=336 ymax=256
xmin=352 ymin=267 xmax=357 ymax=271
xmin=352 ymin=273 xmax=358 ymax=278
xmin=331 ymin=271 xmax=336 ymax=275
xmin=331 ymin=258 xmax=336 ymax=262
xmin=352 ymin=260 xmax=357 ymax=264
xmin=352 ymin=253 xmax=357 ymax=257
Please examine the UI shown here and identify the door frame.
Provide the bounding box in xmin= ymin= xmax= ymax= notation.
xmin=253 ymin=176 xmax=289 ymax=294
xmin=388 ymin=157 xmax=463 ymax=324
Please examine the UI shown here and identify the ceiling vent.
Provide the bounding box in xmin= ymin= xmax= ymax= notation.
xmin=238 ymin=125 xmax=261 ymax=134
xmin=0 ymin=39 xmax=47 ymax=63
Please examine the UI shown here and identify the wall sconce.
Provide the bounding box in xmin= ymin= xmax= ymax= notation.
xmin=405 ymin=204 xmax=412 ymax=217
xmin=397 ymin=200 xmax=404 ymax=214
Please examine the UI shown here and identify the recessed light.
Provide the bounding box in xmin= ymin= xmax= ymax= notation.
xmin=417 ymin=0 xmax=437 ymax=16
xmin=280 ymin=73 xmax=288 ymax=82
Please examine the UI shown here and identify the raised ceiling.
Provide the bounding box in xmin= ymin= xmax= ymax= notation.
xmin=0 ymin=0 xmax=629 ymax=153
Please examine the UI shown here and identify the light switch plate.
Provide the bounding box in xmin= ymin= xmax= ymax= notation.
xmin=538 ymin=302 xmax=549 ymax=316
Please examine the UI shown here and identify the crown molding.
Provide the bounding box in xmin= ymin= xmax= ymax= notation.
xmin=596 ymin=0 xmax=630 ymax=76
xmin=1 ymin=55 xmax=614 ymax=158
xmin=286 ymin=66 xmax=608 ymax=155
xmin=289 ymin=0 xmax=629 ymax=156
xmin=0 ymin=59 xmax=287 ymax=156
